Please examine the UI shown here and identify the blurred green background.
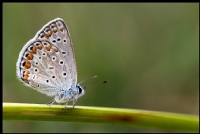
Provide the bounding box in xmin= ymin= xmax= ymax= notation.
xmin=3 ymin=3 xmax=199 ymax=133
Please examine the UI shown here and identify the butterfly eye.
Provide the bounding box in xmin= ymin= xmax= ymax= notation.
xmin=78 ymin=86 xmax=84 ymax=94
xmin=79 ymin=87 xmax=82 ymax=94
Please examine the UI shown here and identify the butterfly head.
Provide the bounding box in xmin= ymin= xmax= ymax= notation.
xmin=76 ymin=84 xmax=86 ymax=98
xmin=77 ymin=75 xmax=108 ymax=96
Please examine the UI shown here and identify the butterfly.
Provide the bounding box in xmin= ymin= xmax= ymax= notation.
xmin=16 ymin=18 xmax=107 ymax=109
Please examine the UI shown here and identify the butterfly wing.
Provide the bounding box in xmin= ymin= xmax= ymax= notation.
xmin=16 ymin=18 xmax=77 ymax=96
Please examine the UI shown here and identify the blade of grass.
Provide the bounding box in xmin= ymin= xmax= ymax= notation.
xmin=3 ymin=102 xmax=199 ymax=132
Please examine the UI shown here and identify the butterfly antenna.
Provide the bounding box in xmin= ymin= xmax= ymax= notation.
xmin=79 ymin=75 xmax=108 ymax=86
xmin=84 ymin=80 xmax=108 ymax=85
xmin=79 ymin=75 xmax=98 ymax=85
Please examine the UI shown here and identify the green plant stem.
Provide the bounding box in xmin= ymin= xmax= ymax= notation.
xmin=3 ymin=102 xmax=199 ymax=132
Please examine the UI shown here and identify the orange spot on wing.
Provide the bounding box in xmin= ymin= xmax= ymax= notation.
xmin=24 ymin=61 xmax=31 ymax=69
xmin=43 ymin=36 xmax=48 ymax=41
xmin=23 ymin=71 xmax=30 ymax=80
xmin=37 ymin=45 xmax=43 ymax=50
xmin=45 ymin=45 xmax=51 ymax=51
xmin=44 ymin=27 xmax=52 ymax=37
xmin=24 ymin=71 xmax=30 ymax=76
xmin=53 ymin=29 xmax=57 ymax=32
xmin=23 ymin=75 xmax=28 ymax=79
xmin=31 ymin=47 xmax=37 ymax=54
xmin=27 ymin=53 xmax=33 ymax=60
xmin=52 ymin=46 xmax=58 ymax=52
xmin=46 ymin=31 xmax=52 ymax=37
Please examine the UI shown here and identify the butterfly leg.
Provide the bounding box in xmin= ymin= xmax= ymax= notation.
xmin=71 ymin=99 xmax=78 ymax=110
xmin=47 ymin=99 xmax=55 ymax=106
xmin=62 ymin=100 xmax=69 ymax=110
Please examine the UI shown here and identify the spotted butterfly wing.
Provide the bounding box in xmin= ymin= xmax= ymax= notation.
xmin=16 ymin=18 xmax=77 ymax=97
